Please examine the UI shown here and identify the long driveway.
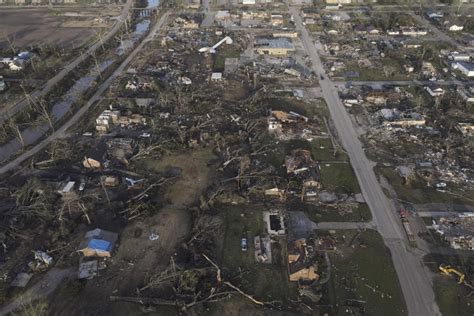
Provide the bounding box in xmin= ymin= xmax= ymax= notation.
xmin=0 ymin=0 xmax=133 ymax=124
xmin=291 ymin=6 xmax=440 ymax=316
xmin=0 ymin=12 xmax=170 ymax=176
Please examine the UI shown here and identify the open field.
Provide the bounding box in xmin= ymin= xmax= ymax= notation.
xmin=216 ymin=205 xmax=298 ymax=303
xmin=325 ymin=229 xmax=407 ymax=316
xmin=434 ymin=277 xmax=474 ymax=316
xmin=377 ymin=167 xmax=474 ymax=206
xmin=0 ymin=9 xmax=111 ymax=49
xmin=423 ymin=253 xmax=474 ymax=316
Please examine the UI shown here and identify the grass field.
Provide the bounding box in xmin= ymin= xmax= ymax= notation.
xmin=377 ymin=167 xmax=474 ymax=205
xmin=213 ymin=48 xmax=240 ymax=72
xmin=216 ymin=205 xmax=298 ymax=302
xmin=434 ymin=277 xmax=474 ymax=316
xmin=319 ymin=162 xmax=361 ymax=194
xmin=311 ymin=138 xmax=348 ymax=162
xmin=424 ymin=253 xmax=474 ymax=316
xmin=300 ymin=202 xmax=372 ymax=222
xmin=326 ymin=230 xmax=407 ymax=316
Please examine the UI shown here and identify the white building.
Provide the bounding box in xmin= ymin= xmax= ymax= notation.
xmin=211 ymin=72 xmax=223 ymax=81
xmin=449 ymin=53 xmax=471 ymax=62
xmin=455 ymin=62 xmax=474 ymax=77
xmin=458 ymin=87 xmax=474 ymax=103
xmin=448 ymin=24 xmax=464 ymax=32
xmin=425 ymin=86 xmax=445 ymax=97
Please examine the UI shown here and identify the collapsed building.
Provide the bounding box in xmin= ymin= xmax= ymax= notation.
xmin=268 ymin=110 xmax=319 ymax=140
xmin=288 ymin=238 xmax=319 ymax=283
xmin=95 ymin=108 xmax=147 ymax=132
xmin=433 ymin=214 xmax=474 ymax=250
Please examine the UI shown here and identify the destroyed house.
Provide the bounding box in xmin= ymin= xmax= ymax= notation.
xmin=285 ymin=149 xmax=319 ymax=180
xmin=302 ymin=179 xmax=322 ymax=201
xmin=78 ymin=228 xmax=118 ymax=257
xmin=83 ymin=140 xmax=107 ymax=169
xmin=434 ymin=215 xmax=474 ymax=250
xmin=268 ymin=110 xmax=317 ymax=141
xmin=457 ymin=123 xmax=474 ymax=136
xmin=106 ymin=138 xmax=136 ymax=160
xmin=365 ymin=92 xmax=389 ymax=105
xmin=288 ymin=239 xmax=319 ymax=283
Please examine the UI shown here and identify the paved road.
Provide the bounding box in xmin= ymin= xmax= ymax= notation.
xmin=0 ymin=268 xmax=75 ymax=315
xmin=334 ymin=79 xmax=469 ymax=89
xmin=0 ymin=12 xmax=170 ymax=176
xmin=315 ymin=221 xmax=376 ymax=230
xmin=409 ymin=12 xmax=470 ymax=51
xmin=0 ymin=0 xmax=133 ymax=124
xmin=291 ymin=7 xmax=440 ymax=316
xmin=200 ymin=0 xmax=214 ymax=28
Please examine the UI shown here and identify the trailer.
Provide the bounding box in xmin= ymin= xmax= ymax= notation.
xmin=402 ymin=218 xmax=417 ymax=247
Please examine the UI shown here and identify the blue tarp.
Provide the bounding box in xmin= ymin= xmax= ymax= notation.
xmin=88 ymin=239 xmax=110 ymax=251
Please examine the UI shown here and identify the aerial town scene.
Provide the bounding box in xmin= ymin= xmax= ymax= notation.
xmin=0 ymin=0 xmax=473 ymax=314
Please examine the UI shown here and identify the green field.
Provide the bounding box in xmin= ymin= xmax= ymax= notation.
xmin=326 ymin=230 xmax=407 ymax=316
xmin=434 ymin=277 xmax=474 ymax=316
xmin=319 ymin=162 xmax=361 ymax=194
xmin=311 ymin=138 xmax=348 ymax=162
xmin=216 ymin=205 xmax=297 ymax=302
xmin=311 ymin=203 xmax=371 ymax=222
xmin=377 ymin=167 xmax=474 ymax=205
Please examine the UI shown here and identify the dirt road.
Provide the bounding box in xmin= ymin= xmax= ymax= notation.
xmin=0 ymin=12 xmax=170 ymax=176
xmin=0 ymin=268 xmax=75 ymax=315
xmin=0 ymin=0 xmax=133 ymax=124
xmin=291 ymin=6 xmax=440 ymax=316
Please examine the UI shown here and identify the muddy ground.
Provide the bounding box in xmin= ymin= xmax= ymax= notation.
xmin=0 ymin=9 xmax=111 ymax=49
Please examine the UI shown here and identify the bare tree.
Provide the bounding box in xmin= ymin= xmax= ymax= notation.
xmin=8 ymin=119 xmax=25 ymax=147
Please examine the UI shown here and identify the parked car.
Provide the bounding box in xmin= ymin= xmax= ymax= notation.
xmin=241 ymin=238 xmax=248 ymax=251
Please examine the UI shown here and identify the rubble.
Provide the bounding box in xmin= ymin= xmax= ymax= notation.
xmin=433 ymin=214 xmax=474 ymax=250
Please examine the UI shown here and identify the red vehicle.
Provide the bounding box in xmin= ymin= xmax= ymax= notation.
xmin=399 ymin=209 xmax=406 ymax=219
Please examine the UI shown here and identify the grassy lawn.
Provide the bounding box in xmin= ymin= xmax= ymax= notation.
xmin=424 ymin=252 xmax=474 ymax=316
xmin=377 ymin=167 xmax=474 ymax=205
xmin=216 ymin=205 xmax=298 ymax=302
xmin=310 ymin=138 xmax=348 ymax=162
xmin=306 ymin=24 xmax=323 ymax=33
xmin=290 ymin=199 xmax=372 ymax=222
xmin=340 ymin=60 xmax=411 ymax=81
xmin=434 ymin=277 xmax=474 ymax=316
xmin=319 ymin=163 xmax=361 ymax=194
xmin=326 ymin=230 xmax=407 ymax=316
xmin=213 ymin=48 xmax=240 ymax=72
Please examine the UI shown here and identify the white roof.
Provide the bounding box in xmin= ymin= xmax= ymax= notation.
xmin=61 ymin=181 xmax=76 ymax=193
xmin=211 ymin=72 xmax=223 ymax=80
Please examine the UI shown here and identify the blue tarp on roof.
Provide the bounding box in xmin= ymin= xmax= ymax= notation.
xmin=88 ymin=239 xmax=110 ymax=251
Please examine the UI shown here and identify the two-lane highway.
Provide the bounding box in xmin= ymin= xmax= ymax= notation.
xmin=290 ymin=6 xmax=440 ymax=316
